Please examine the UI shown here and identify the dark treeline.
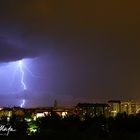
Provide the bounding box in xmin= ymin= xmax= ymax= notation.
xmin=1 ymin=112 xmax=140 ymax=140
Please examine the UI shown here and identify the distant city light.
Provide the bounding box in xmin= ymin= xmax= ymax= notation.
xmin=62 ymin=112 xmax=67 ymax=118
xmin=36 ymin=113 xmax=45 ymax=118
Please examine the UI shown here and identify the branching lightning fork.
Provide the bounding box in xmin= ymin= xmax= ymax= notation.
xmin=17 ymin=59 xmax=44 ymax=108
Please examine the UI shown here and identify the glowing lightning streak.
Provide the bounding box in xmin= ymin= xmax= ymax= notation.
xmin=20 ymin=99 xmax=25 ymax=108
xmin=18 ymin=60 xmax=26 ymax=107
xmin=23 ymin=63 xmax=46 ymax=79
xmin=19 ymin=61 xmax=27 ymax=90
xmin=16 ymin=59 xmax=45 ymax=108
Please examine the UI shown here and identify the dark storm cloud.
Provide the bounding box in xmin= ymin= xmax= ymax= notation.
xmin=0 ymin=0 xmax=96 ymax=62
xmin=0 ymin=37 xmax=24 ymax=62
xmin=0 ymin=36 xmax=30 ymax=62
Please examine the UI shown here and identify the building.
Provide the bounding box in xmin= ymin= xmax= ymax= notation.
xmin=108 ymin=100 xmax=121 ymax=117
xmin=0 ymin=108 xmax=12 ymax=117
xmin=76 ymin=103 xmax=109 ymax=120
xmin=121 ymin=100 xmax=137 ymax=115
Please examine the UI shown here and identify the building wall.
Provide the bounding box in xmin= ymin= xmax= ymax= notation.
xmin=76 ymin=103 xmax=109 ymax=120
xmin=108 ymin=101 xmax=121 ymax=117
xmin=121 ymin=101 xmax=137 ymax=115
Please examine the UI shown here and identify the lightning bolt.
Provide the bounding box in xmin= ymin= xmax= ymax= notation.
xmin=19 ymin=60 xmax=27 ymax=90
xmin=18 ymin=60 xmax=26 ymax=108
xmin=14 ymin=59 xmax=45 ymax=108
xmin=20 ymin=99 xmax=25 ymax=108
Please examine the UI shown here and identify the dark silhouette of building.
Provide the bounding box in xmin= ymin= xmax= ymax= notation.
xmin=76 ymin=103 xmax=109 ymax=120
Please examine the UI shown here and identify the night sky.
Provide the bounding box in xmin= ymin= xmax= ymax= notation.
xmin=0 ymin=0 xmax=140 ymax=107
